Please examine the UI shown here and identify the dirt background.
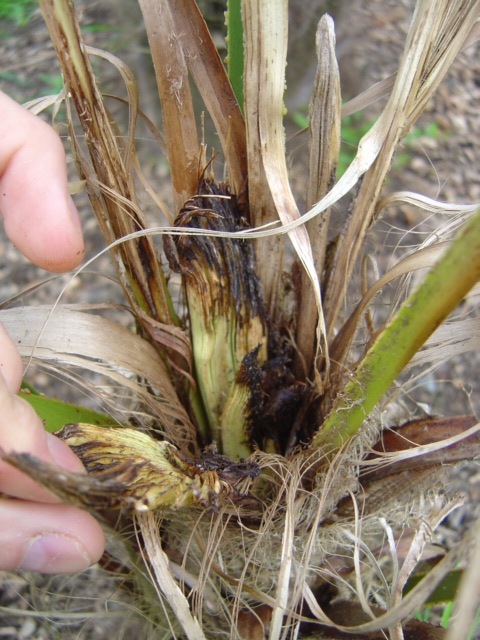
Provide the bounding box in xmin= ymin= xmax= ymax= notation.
xmin=0 ymin=0 xmax=480 ymax=637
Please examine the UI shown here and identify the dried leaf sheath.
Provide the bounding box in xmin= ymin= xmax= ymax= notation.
xmin=322 ymin=0 xmax=480 ymax=341
xmin=242 ymin=0 xmax=284 ymax=314
xmin=167 ymin=0 xmax=247 ymax=195
xmin=138 ymin=0 xmax=199 ymax=212
xmin=243 ymin=0 xmax=328 ymax=388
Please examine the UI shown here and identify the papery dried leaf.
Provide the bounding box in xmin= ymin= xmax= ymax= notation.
xmin=339 ymin=14 xmax=480 ymax=123
xmin=243 ymin=0 xmax=328 ymax=390
xmin=322 ymin=0 xmax=480 ymax=342
xmin=405 ymin=0 xmax=480 ymax=129
xmin=138 ymin=511 xmax=207 ymax=640
xmin=135 ymin=307 xmax=194 ymax=381
xmin=295 ymin=14 xmax=341 ymax=380
xmin=39 ymin=0 xmax=176 ymax=330
xmin=1 ymin=305 xmax=195 ymax=446
xmin=167 ymin=0 xmax=247 ymax=195
xmin=138 ymin=0 xmax=199 ymax=212
xmin=242 ymin=0 xmax=284 ymax=314
xmin=408 ymin=316 xmax=480 ymax=371
xmin=341 ymin=73 xmax=396 ymax=119
xmin=329 ymin=243 xmax=448 ymax=369
xmin=306 ymin=15 xmax=341 ymax=212
xmin=376 ymin=191 xmax=478 ymax=219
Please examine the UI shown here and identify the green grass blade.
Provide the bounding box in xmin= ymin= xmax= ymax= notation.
xmin=312 ymin=206 xmax=480 ymax=450
xmin=225 ymin=0 xmax=244 ymax=111
xmin=20 ymin=388 xmax=117 ymax=433
xmin=405 ymin=568 xmax=462 ymax=605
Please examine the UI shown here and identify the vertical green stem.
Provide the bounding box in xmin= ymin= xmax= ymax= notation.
xmin=226 ymin=0 xmax=244 ymax=110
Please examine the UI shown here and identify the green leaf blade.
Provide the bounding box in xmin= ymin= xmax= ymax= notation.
xmin=20 ymin=388 xmax=117 ymax=433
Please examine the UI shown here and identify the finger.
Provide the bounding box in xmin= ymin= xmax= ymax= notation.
xmin=0 ymin=324 xmax=23 ymax=393
xmin=0 ymin=373 xmax=84 ymax=502
xmin=0 ymin=91 xmax=84 ymax=272
xmin=0 ymin=499 xmax=105 ymax=573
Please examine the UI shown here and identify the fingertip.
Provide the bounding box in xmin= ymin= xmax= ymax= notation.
xmin=0 ymin=93 xmax=85 ymax=272
xmin=19 ymin=513 xmax=106 ymax=574
xmin=1 ymin=163 xmax=85 ymax=272
xmin=19 ymin=534 xmax=95 ymax=573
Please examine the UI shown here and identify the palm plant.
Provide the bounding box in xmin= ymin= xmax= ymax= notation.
xmin=3 ymin=0 xmax=480 ymax=638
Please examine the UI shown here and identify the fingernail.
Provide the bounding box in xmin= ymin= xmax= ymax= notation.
xmin=68 ymin=195 xmax=83 ymax=237
xmin=19 ymin=534 xmax=92 ymax=573
xmin=46 ymin=432 xmax=85 ymax=472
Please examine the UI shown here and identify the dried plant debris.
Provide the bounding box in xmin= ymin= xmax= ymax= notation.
xmin=364 ymin=414 xmax=480 ymax=480
xmin=299 ymin=600 xmax=447 ymax=639
xmin=0 ymin=424 xmax=260 ymax=514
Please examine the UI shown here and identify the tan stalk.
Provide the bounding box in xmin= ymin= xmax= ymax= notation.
xmin=138 ymin=512 xmax=206 ymax=640
xmin=294 ymin=14 xmax=341 ymax=380
xmin=242 ymin=0 xmax=328 ymax=386
xmin=322 ymin=0 xmax=480 ymax=341
xmin=137 ymin=0 xmax=200 ymax=213
xmin=242 ymin=0 xmax=284 ymax=314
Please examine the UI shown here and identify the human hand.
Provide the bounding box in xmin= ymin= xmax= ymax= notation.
xmin=0 ymin=90 xmax=105 ymax=573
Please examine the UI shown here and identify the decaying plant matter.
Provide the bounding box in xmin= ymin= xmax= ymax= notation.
xmin=3 ymin=0 xmax=480 ymax=638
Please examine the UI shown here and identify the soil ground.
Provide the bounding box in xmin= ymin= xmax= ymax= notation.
xmin=0 ymin=1 xmax=480 ymax=637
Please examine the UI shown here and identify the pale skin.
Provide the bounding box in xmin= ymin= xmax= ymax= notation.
xmin=0 ymin=91 xmax=105 ymax=573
